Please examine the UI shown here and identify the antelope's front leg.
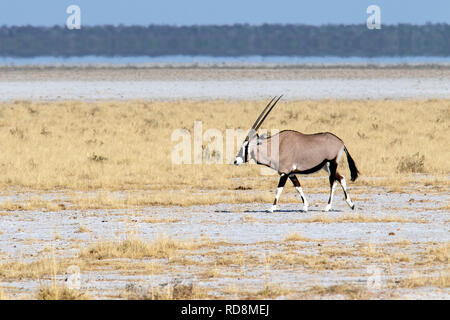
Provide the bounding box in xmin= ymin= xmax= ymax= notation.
xmin=270 ymin=173 xmax=288 ymax=213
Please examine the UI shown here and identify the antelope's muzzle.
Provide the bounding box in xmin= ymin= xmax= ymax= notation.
xmin=234 ymin=157 xmax=243 ymax=166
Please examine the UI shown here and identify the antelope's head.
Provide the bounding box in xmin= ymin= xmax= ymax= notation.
xmin=234 ymin=96 xmax=282 ymax=166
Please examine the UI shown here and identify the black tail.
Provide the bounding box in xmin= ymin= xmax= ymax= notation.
xmin=344 ymin=147 xmax=359 ymax=181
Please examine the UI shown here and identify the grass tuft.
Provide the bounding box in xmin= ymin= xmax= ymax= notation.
xmin=37 ymin=285 xmax=90 ymax=300
xmin=397 ymin=153 xmax=425 ymax=173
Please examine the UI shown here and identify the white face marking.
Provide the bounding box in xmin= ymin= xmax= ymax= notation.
xmin=234 ymin=156 xmax=244 ymax=166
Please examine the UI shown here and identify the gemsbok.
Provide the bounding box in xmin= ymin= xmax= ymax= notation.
xmin=233 ymin=96 xmax=359 ymax=212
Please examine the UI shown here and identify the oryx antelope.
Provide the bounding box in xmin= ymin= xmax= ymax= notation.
xmin=233 ymin=96 xmax=359 ymax=212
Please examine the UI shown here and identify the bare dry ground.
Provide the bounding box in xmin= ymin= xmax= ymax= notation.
xmin=2 ymin=64 xmax=450 ymax=81
xmin=0 ymin=67 xmax=448 ymax=299
xmin=0 ymin=186 xmax=448 ymax=299
xmin=1 ymin=65 xmax=449 ymax=101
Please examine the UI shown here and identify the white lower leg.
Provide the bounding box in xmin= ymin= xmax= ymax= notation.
xmin=324 ymin=183 xmax=336 ymax=212
xmin=295 ymin=186 xmax=309 ymax=211
xmin=340 ymin=177 xmax=355 ymax=209
xmin=270 ymin=187 xmax=283 ymax=212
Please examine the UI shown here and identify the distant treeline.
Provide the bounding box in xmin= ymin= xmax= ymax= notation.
xmin=0 ymin=24 xmax=449 ymax=57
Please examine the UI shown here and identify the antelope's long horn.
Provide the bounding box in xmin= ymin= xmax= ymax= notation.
xmin=254 ymin=95 xmax=283 ymax=131
xmin=251 ymin=96 xmax=277 ymax=130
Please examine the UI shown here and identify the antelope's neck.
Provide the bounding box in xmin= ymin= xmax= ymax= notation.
xmin=250 ymin=139 xmax=278 ymax=169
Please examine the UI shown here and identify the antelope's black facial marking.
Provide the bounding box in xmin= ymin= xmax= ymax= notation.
xmin=234 ymin=139 xmax=249 ymax=166
xmin=244 ymin=139 xmax=249 ymax=163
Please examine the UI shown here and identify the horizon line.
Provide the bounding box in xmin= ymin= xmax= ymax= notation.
xmin=1 ymin=22 xmax=449 ymax=28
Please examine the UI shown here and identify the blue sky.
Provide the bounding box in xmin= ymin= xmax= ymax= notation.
xmin=0 ymin=0 xmax=449 ymax=26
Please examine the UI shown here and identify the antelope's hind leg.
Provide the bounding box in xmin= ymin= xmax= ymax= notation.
xmin=335 ymin=171 xmax=355 ymax=210
xmin=270 ymin=173 xmax=288 ymax=213
xmin=289 ymin=174 xmax=309 ymax=212
xmin=324 ymin=161 xmax=337 ymax=212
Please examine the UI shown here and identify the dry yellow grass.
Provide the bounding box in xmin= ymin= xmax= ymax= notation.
xmin=79 ymin=234 xmax=207 ymax=260
xmin=200 ymin=265 xmax=221 ymax=279
xmin=427 ymin=243 xmax=449 ymax=264
xmin=359 ymin=243 xmax=380 ymax=258
xmin=254 ymin=283 xmax=291 ymax=299
xmin=299 ymin=213 xmax=427 ymax=224
xmin=75 ymin=224 xmax=90 ymax=233
xmin=398 ymin=271 xmax=450 ymax=288
xmin=219 ymin=282 xmax=291 ymax=299
xmin=122 ymin=281 xmax=206 ymax=300
xmin=73 ymin=190 xmax=276 ymax=208
xmin=284 ymin=232 xmax=309 ymax=242
xmin=319 ymin=246 xmax=355 ymax=257
xmin=0 ymin=99 xmax=447 ymax=206
xmin=309 ymin=283 xmax=371 ymax=299
xmin=0 ymin=258 xmax=61 ymax=280
xmin=0 ymin=199 xmax=62 ymax=212
xmin=0 ymin=287 xmax=7 ymax=300
xmin=268 ymin=252 xmax=347 ymax=270
xmin=241 ymin=214 xmax=257 ymax=223
xmin=36 ymin=284 xmax=90 ymax=300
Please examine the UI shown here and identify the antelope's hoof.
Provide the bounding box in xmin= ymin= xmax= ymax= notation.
xmin=302 ymin=205 xmax=308 ymax=212
xmin=269 ymin=205 xmax=277 ymax=213
xmin=346 ymin=199 xmax=355 ymax=210
xmin=324 ymin=204 xmax=332 ymax=212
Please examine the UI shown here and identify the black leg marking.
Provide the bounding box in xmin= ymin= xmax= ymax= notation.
xmin=336 ymin=170 xmax=355 ymax=210
xmin=278 ymin=174 xmax=289 ymax=188
xmin=327 ymin=161 xmax=337 ymax=205
xmin=290 ymin=174 xmax=309 ymax=211
xmin=335 ymin=172 xmax=348 ymax=199
xmin=289 ymin=175 xmax=304 ymax=203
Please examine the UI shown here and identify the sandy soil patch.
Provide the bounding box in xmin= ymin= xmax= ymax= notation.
xmin=0 ymin=188 xmax=448 ymax=299
xmin=1 ymin=66 xmax=449 ymax=101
